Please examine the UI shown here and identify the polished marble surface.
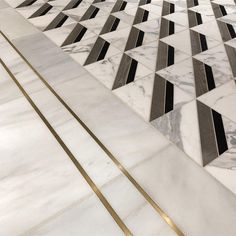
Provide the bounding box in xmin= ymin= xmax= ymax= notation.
xmin=1 ymin=0 xmax=236 ymax=235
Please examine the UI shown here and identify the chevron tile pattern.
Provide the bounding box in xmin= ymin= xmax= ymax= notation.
xmin=6 ymin=0 xmax=236 ymax=195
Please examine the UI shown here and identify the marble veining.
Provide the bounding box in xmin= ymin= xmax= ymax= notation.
xmin=2 ymin=0 xmax=236 ymax=235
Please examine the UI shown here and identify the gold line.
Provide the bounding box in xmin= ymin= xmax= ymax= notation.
xmin=0 ymin=31 xmax=184 ymax=236
xmin=0 ymin=58 xmax=132 ymax=236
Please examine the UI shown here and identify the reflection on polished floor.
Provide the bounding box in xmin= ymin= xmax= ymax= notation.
xmin=1 ymin=0 xmax=236 ymax=235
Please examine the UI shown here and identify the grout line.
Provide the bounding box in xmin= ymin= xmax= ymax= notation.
xmin=0 ymin=31 xmax=184 ymax=236
xmin=0 ymin=57 xmax=132 ymax=236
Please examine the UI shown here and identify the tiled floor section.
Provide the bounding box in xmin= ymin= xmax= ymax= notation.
xmin=1 ymin=0 xmax=236 ymax=235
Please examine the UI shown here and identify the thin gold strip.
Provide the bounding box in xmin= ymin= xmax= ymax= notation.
xmin=0 ymin=31 xmax=184 ymax=236
xmin=0 ymin=58 xmax=132 ymax=236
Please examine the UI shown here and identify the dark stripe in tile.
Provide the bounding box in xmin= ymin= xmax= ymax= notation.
xmin=44 ymin=13 xmax=68 ymax=31
xmin=111 ymin=0 xmax=127 ymax=13
xmin=188 ymin=10 xmax=197 ymax=27
xmin=125 ymin=27 xmax=144 ymax=51
xmin=63 ymin=0 xmax=82 ymax=10
xmin=219 ymin=5 xmax=227 ymax=16
xmin=204 ymin=64 xmax=215 ymax=91
xmin=80 ymin=5 xmax=99 ymax=21
xmin=187 ymin=0 xmax=198 ymax=8
xmin=112 ymin=54 xmax=132 ymax=89
xmin=167 ymin=46 xmax=174 ymax=66
xmin=217 ymin=20 xmax=233 ymax=41
xmin=169 ymin=21 xmax=175 ymax=35
xmin=212 ymin=110 xmax=228 ymax=155
xmin=227 ymin=24 xmax=236 ymax=39
xmin=100 ymin=15 xmax=120 ymax=34
xmin=110 ymin=18 xmax=120 ymax=32
xmin=136 ymin=30 xmax=144 ymax=47
xmin=133 ymin=8 xmax=149 ymax=24
xmin=193 ymin=58 xmax=209 ymax=97
xmin=162 ymin=1 xmax=175 ymax=16
xmin=194 ymin=0 xmax=199 ymax=6
xmin=156 ymin=41 xmax=169 ymax=70
xmin=165 ymin=81 xmax=174 ymax=113
xmin=84 ymin=37 xmax=110 ymax=65
xmin=17 ymin=0 xmax=37 ymax=8
xmin=159 ymin=18 xmax=171 ymax=38
xmin=61 ymin=23 xmax=87 ymax=46
xmin=170 ymin=3 xmax=175 ymax=14
xmin=97 ymin=41 xmax=110 ymax=61
xmin=211 ymin=3 xmax=224 ymax=18
xmin=199 ymin=33 xmax=208 ymax=51
xmin=150 ymin=74 xmax=166 ymax=121
xmin=126 ymin=59 xmax=138 ymax=84
xmin=190 ymin=30 xmax=203 ymax=55
xmin=196 ymin=12 xmax=202 ymax=25
xmin=188 ymin=10 xmax=200 ymax=27
xmin=197 ymin=101 xmax=219 ymax=166
xmin=120 ymin=1 xmax=127 ymax=11
xmin=139 ymin=0 xmax=151 ymax=6
xmin=29 ymin=3 xmax=52 ymax=18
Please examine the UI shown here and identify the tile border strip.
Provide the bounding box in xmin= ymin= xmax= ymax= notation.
xmin=0 ymin=31 xmax=184 ymax=236
xmin=0 ymin=57 xmax=132 ymax=236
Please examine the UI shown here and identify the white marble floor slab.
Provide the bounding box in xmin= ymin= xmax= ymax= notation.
xmin=1 ymin=1 xmax=236 ymax=235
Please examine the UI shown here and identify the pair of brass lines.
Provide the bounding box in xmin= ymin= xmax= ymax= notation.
xmin=0 ymin=31 xmax=184 ymax=236
xmin=0 ymin=58 xmax=132 ymax=236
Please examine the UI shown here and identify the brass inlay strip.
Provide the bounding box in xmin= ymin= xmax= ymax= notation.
xmin=0 ymin=58 xmax=132 ymax=236
xmin=0 ymin=31 xmax=184 ymax=236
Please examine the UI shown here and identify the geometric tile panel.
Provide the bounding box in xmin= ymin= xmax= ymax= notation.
xmin=10 ymin=0 xmax=236 ymax=194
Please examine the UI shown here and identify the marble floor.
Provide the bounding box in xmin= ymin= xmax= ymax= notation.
xmin=1 ymin=0 xmax=236 ymax=235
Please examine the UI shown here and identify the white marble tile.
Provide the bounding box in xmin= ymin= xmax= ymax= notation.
xmin=93 ymin=1 xmax=116 ymax=13
xmin=114 ymin=73 xmax=154 ymax=121
xmin=191 ymin=20 xmax=223 ymax=42
xmin=0 ymin=63 xmax=122 ymax=236
xmin=160 ymin=29 xmax=192 ymax=55
xmin=125 ymin=41 xmax=158 ymax=71
xmin=0 ymin=7 xmax=39 ymax=40
xmin=0 ymin=0 xmax=9 ymax=9
xmin=0 ymin=35 xmax=178 ymax=235
xmin=62 ymin=6 xmax=90 ymax=22
xmin=225 ymin=37 xmax=236 ymax=48
xmin=193 ymin=44 xmax=233 ymax=76
xmin=24 ymin=194 xmax=124 ymax=236
xmin=3 ymin=0 xmax=24 ymax=7
xmin=16 ymin=1 xmax=57 ymax=19
xmin=49 ymin=0 xmax=73 ymax=11
xmin=152 ymin=100 xmax=203 ymax=165
xmin=29 ymin=12 xmax=60 ymax=31
xmin=189 ymin=3 xmax=214 ymax=17
xmin=100 ymin=26 xmax=131 ymax=52
xmin=205 ymin=146 xmax=236 ymax=195
xmin=134 ymin=17 xmax=162 ymax=40
xmin=157 ymin=57 xmax=195 ymax=96
xmin=139 ymin=3 xmax=163 ymax=16
xmin=112 ymin=7 xmax=137 ymax=25
xmin=129 ymin=143 xmax=236 ymax=236
xmin=218 ymin=12 xmax=236 ymax=27
xmin=80 ymin=14 xmax=110 ymax=35
xmin=163 ymin=11 xmax=189 ymax=27
xmin=198 ymin=80 xmax=236 ymax=123
xmin=62 ymin=35 xmax=98 ymax=65
xmin=44 ymin=23 xmax=77 ymax=46
xmin=84 ymin=53 xmax=122 ymax=89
